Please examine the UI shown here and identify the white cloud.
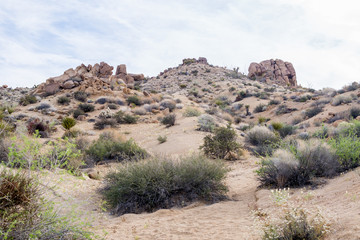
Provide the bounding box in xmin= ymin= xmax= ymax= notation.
xmin=0 ymin=0 xmax=359 ymax=89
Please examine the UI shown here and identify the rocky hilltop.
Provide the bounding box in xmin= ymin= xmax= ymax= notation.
xmin=248 ymin=59 xmax=297 ymax=87
xmin=34 ymin=62 xmax=145 ymax=96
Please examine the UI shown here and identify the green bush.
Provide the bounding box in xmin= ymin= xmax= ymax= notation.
xmin=161 ymin=114 xmax=176 ymax=127
xmin=57 ymin=96 xmax=71 ymax=105
xmin=102 ymin=154 xmax=228 ymax=215
xmin=74 ymin=91 xmax=88 ymax=102
xmin=62 ymin=117 xmax=76 ymax=130
xmin=183 ymin=107 xmax=201 ymax=117
xmin=78 ymin=103 xmax=95 ymax=113
xmin=86 ymin=134 xmax=147 ymax=163
xmin=0 ymin=168 xmax=93 ymax=239
xmin=201 ymin=124 xmax=240 ymax=159
xmin=19 ymin=95 xmax=37 ymax=106
xmin=127 ymin=96 xmax=141 ymax=106
xmin=271 ymin=122 xmax=283 ymax=131
xmin=329 ymin=133 xmax=360 ymax=171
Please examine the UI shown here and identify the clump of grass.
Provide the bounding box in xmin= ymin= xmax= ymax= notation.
xmin=86 ymin=133 xmax=147 ymax=163
xmin=74 ymin=91 xmax=88 ymax=102
xmin=102 ymin=154 xmax=228 ymax=215
xmin=157 ymin=135 xmax=167 ymax=144
xmin=183 ymin=107 xmax=201 ymax=117
xmin=201 ymin=124 xmax=240 ymax=160
xmin=19 ymin=95 xmax=37 ymax=106
xmin=161 ymin=114 xmax=176 ymax=127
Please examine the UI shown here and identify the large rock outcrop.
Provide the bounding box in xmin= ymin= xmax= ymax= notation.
xmin=248 ymin=59 xmax=297 ymax=87
xmin=34 ymin=62 xmax=145 ymax=95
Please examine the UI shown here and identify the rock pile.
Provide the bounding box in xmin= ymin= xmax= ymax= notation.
xmin=248 ymin=59 xmax=297 ymax=87
xmin=34 ymin=62 xmax=145 ymax=96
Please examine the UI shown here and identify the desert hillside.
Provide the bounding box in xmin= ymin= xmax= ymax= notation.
xmin=1 ymin=57 xmax=360 ymax=239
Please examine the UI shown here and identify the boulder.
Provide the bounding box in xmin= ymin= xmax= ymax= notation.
xmin=129 ymin=73 xmax=145 ymax=81
xmin=248 ymin=59 xmax=297 ymax=87
xmin=116 ymin=64 xmax=127 ymax=75
xmin=44 ymin=82 xmax=61 ymax=95
xmin=62 ymin=80 xmax=75 ymax=89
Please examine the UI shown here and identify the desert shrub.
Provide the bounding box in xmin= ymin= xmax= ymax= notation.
xmin=0 ymin=120 xmax=15 ymax=137
xmin=271 ymin=122 xmax=283 ymax=131
xmin=258 ymin=117 xmax=268 ymax=124
xmin=157 ymin=135 xmax=167 ymax=144
xmin=350 ymin=106 xmax=360 ymax=119
xmin=268 ymin=99 xmax=280 ymax=105
xmin=313 ymin=125 xmax=329 ymax=139
xmin=19 ymin=95 xmax=37 ymax=106
xmin=245 ymin=126 xmax=278 ymax=146
xmin=331 ymin=95 xmax=352 ymax=106
xmin=291 ymin=117 xmax=303 ymax=125
xmin=304 ymin=106 xmax=323 ymax=119
xmin=94 ymin=118 xmax=117 ymax=130
xmin=201 ymin=124 xmax=240 ymax=159
xmin=161 ymin=114 xmax=176 ymax=127
xmin=253 ymin=103 xmax=266 ymax=113
xmin=86 ymin=134 xmax=147 ymax=163
xmin=257 ymin=140 xmax=339 ymax=187
xmin=0 ymin=106 xmax=15 ymax=114
xmin=73 ymin=109 xmax=85 ymax=119
xmin=108 ymin=103 xmax=118 ymax=110
xmin=197 ymin=114 xmax=217 ymax=132
xmin=133 ymin=107 xmax=146 ymax=116
xmin=127 ymin=96 xmax=142 ymax=106
xmin=102 ymin=154 xmax=228 ymax=215
xmin=0 ymin=169 xmax=93 ymax=239
xmin=278 ymin=124 xmax=297 ymax=138
xmin=57 ymin=96 xmax=71 ymax=105
xmin=74 ymin=91 xmax=88 ymax=102
xmin=78 ymin=103 xmax=95 ymax=112
xmin=114 ymin=111 xmax=138 ymax=124
xmin=276 ymin=104 xmax=296 ymax=115
xmin=62 ymin=117 xmax=76 ymax=130
xmin=26 ymin=118 xmax=51 ymax=138
xmin=160 ymin=99 xmax=176 ymax=111
xmin=329 ymin=133 xmax=360 ymax=171
xmin=262 ymin=208 xmax=328 ymax=240
xmin=95 ymin=97 xmax=108 ymax=104
xmin=183 ymin=107 xmax=201 ymax=117
xmin=35 ymin=103 xmax=51 ymax=110
xmin=298 ymin=132 xmax=309 ymax=140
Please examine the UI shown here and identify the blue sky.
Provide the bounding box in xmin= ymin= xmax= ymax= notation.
xmin=0 ymin=0 xmax=359 ymax=89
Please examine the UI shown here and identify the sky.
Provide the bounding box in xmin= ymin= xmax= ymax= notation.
xmin=0 ymin=0 xmax=359 ymax=90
